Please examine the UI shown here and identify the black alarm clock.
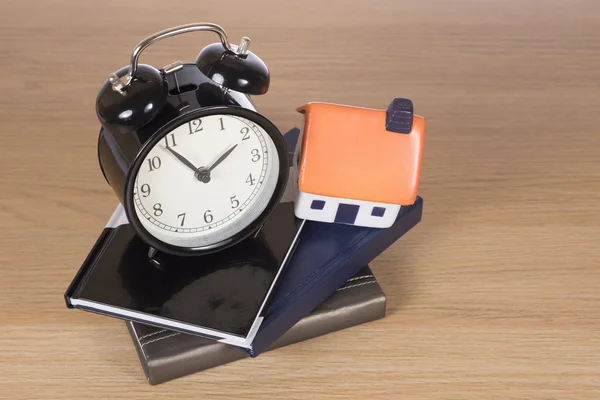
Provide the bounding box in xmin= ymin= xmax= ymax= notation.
xmin=96 ymin=23 xmax=289 ymax=257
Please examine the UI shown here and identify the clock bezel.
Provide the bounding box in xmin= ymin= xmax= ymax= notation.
xmin=123 ymin=106 xmax=289 ymax=257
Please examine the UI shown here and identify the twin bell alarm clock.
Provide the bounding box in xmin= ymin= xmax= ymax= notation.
xmin=96 ymin=23 xmax=289 ymax=257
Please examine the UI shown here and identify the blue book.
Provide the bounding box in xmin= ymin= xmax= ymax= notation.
xmin=247 ymin=196 xmax=422 ymax=356
xmin=247 ymin=125 xmax=423 ymax=355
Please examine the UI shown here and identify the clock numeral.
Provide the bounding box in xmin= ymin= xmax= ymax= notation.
xmin=240 ymin=127 xmax=250 ymax=141
xmin=147 ymin=156 xmax=161 ymax=171
xmin=219 ymin=117 xmax=225 ymax=131
xmin=140 ymin=184 xmax=151 ymax=197
xmin=164 ymin=133 xmax=177 ymax=148
xmin=246 ymin=173 xmax=255 ymax=186
xmin=251 ymin=148 xmax=260 ymax=162
xmin=230 ymin=195 xmax=240 ymax=209
xmin=188 ymin=119 xmax=203 ymax=134
xmin=203 ymin=210 xmax=213 ymax=224
xmin=153 ymin=203 xmax=163 ymax=217
xmin=177 ymin=213 xmax=186 ymax=226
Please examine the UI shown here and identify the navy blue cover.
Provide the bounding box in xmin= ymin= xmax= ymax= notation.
xmin=247 ymin=196 xmax=423 ymax=356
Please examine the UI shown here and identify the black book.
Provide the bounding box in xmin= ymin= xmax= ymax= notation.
xmin=65 ymin=202 xmax=304 ymax=348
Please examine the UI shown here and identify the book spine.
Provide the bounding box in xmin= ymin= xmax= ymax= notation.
xmin=63 ymin=228 xmax=114 ymax=307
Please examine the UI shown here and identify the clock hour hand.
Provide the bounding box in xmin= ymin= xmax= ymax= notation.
xmin=207 ymin=144 xmax=238 ymax=172
xmin=165 ymin=146 xmax=199 ymax=174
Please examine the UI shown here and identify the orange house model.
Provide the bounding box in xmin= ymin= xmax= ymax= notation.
xmin=293 ymin=98 xmax=425 ymax=228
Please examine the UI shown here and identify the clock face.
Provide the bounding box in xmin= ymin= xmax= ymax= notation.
xmin=131 ymin=112 xmax=281 ymax=249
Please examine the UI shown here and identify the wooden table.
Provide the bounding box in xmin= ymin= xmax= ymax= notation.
xmin=1 ymin=0 xmax=599 ymax=398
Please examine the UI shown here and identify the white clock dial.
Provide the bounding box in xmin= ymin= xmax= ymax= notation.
xmin=132 ymin=113 xmax=280 ymax=248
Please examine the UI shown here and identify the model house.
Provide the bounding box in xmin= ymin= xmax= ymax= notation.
xmin=293 ymin=98 xmax=425 ymax=228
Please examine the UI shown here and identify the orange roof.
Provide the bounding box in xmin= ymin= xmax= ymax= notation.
xmin=296 ymin=102 xmax=425 ymax=205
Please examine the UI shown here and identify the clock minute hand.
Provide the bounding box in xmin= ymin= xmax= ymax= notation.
xmin=165 ymin=146 xmax=199 ymax=173
xmin=207 ymin=144 xmax=238 ymax=172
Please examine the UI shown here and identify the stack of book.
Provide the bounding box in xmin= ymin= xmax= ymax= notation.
xmin=65 ymin=128 xmax=423 ymax=384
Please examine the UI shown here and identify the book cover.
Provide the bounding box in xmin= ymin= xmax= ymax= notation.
xmin=65 ymin=202 xmax=304 ymax=348
xmin=247 ymin=196 xmax=422 ymax=356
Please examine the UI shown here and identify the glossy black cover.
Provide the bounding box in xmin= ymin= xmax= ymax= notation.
xmin=65 ymin=202 xmax=300 ymax=338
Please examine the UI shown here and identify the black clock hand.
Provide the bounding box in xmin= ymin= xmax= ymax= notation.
xmin=165 ymin=146 xmax=199 ymax=173
xmin=207 ymin=144 xmax=238 ymax=172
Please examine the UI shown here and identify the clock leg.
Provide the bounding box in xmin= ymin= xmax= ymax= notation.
xmin=147 ymin=246 xmax=165 ymax=270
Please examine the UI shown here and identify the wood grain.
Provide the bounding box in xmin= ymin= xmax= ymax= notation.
xmin=1 ymin=0 xmax=599 ymax=398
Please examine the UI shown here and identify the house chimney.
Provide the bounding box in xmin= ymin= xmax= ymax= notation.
xmin=385 ymin=98 xmax=413 ymax=134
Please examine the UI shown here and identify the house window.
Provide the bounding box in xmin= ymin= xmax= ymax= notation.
xmin=311 ymin=200 xmax=325 ymax=210
xmin=371 ymin=207 xmax=386 ymax=217
xmin=335 ymin=204 xmax=360 ymax=224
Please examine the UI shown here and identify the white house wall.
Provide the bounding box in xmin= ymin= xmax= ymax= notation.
xmin=294 ymin=190 xmax=401 ymax=228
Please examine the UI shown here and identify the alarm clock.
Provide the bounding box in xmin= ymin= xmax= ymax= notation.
xmin=96 ymin=23 xmax=289 ymax=257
